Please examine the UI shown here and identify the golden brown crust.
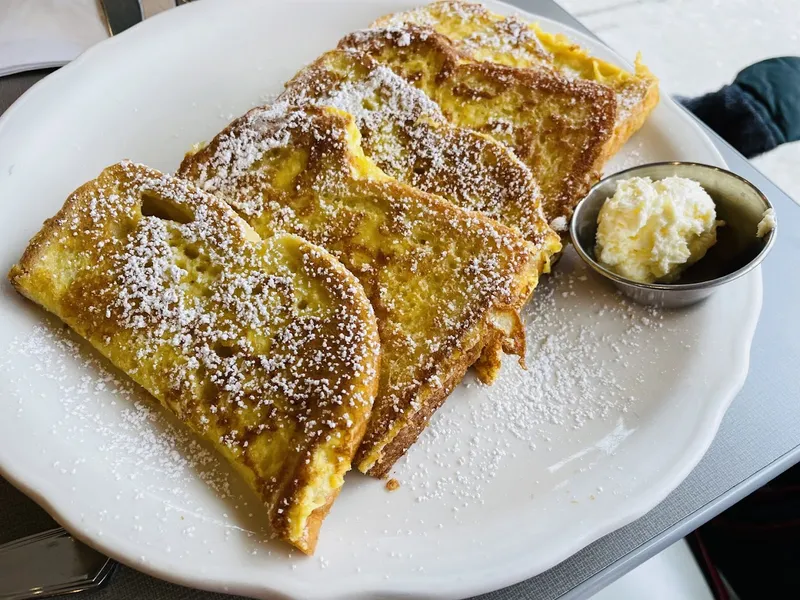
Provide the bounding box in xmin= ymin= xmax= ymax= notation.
xmin=179 ymin=104 xmax=540 ymax=477
xmin=9 ymin=177 xmax=109 ymax=300
xmin=599 ymin=61 xmax=661 ymax=160
xmin=295 ymin=378 xmax=376 ymax=551
xmin=373 ymin=1 xmax=659 ymax=157
xmin=10 ymin=162 xmax=381 ymax=554
xmin=361 ymin=326 xmax=485 ymax=478
xmin=280 ymin=49 xmax=561 ymax=258
xmin=337 ymin=25 xmax=617 ymax=225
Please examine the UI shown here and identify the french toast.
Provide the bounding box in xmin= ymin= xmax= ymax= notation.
xmin=372 ymin=1 xmax=660 ymax=159
xmin=9 ymin=162 xmax=381 ymax=554
xmin=178 ymin=104 xmax=541 ymax=477
xmin=281 ymin=49 xmax=562 ymax=259
xmin=337 ymin=25 xmax=617 ymax=226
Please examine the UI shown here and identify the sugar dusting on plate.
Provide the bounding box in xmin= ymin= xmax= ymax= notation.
xmin=2 ymin=320 xmax=280 ymax=556
xmin=392 ymin=254 xmax=669 ymax=508
xmin=4 ymin=322 xmax=246 ymax=507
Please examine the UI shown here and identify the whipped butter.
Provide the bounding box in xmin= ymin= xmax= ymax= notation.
xmin=756 ymin=208 xmax=776 ymax=238
xmin=595 ymin=176 xmax=719 ymax=283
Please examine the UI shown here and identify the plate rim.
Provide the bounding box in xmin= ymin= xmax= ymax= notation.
xmin=0 ymin=1 xmax=760 ymax=598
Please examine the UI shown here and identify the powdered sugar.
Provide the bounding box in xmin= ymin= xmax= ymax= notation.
xmin=375 ymin=1 xmax=652 ymax=137
xmin=281 ymin=51 xmax=557 ymax=248
xmin=5 ymin=323 xmax=238 ymax=501
xmin=179 ymin=100 xmax=540 ymax=475
xmin=392 ymin=252 xmax=671 ymax=507
xmin=338 ymin=24 xmax=617 ymax=224
xmin=6 ymin=161 xmax=381 ymax=550
xmin=376 ymin=1 xmax=551 ymax=63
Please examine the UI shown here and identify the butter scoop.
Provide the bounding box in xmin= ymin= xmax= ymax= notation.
xmin=595 ymin=176 xmax=721 ymax=283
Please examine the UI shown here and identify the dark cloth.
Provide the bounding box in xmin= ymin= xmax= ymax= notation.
xmin=692 ymin=466 xmax=800 ymax=599
xmin=678 ymin=57 xmax=800 ymax=158
xmin=678 ymin=63 xmax=800 ymax=599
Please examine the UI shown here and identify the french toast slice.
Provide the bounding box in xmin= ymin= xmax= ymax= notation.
xmin=338 ymin=25 xmax=617 ymax=226
xmin=178 ymin=104 xmax=540 ymax=477
xmin=9 ymin=162 xmax=381 ymax=554
xmin=372 ymin=1 xmax=659 ymax=160
xmin=281 ymin=49 xmax=562 ymax=261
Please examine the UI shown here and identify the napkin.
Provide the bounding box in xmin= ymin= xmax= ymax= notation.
xmin=0 ymin=0 xmax=109 ymax=77
xmin=0 ymin=0 xmax=174 ymax=78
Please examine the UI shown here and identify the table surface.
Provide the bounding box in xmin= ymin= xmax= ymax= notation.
xmin=0 ymin=1 xmax=798 ymax=599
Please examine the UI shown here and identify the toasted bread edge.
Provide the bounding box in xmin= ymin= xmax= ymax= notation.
xmin=8 ymin=163 xmax=382 ymax=555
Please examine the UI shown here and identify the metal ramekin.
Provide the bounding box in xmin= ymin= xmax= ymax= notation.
xmin=569 ymin=162 xmax=777 ymax=308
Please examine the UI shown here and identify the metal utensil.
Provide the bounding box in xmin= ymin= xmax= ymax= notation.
xmin=98 ymin=0 xmax=144 ymax=36
xmin=0 ymin=529 xmax=116 ymax=599
xmin=570 ymin=161 xmax=777 ymax=308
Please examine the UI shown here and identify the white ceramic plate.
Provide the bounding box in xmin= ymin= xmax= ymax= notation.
xmin=0 ymin=1 xmax=761 ymax=598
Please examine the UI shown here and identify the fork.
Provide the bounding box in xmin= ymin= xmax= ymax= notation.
xmin=0 ymin=529 xmax=115 ymax=599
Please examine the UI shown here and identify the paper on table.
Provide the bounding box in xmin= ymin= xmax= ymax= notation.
xmin=0 ymin=0 xmax=176 ymax=78
xmin=0 ymin=0 xmax=109 ymax=77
